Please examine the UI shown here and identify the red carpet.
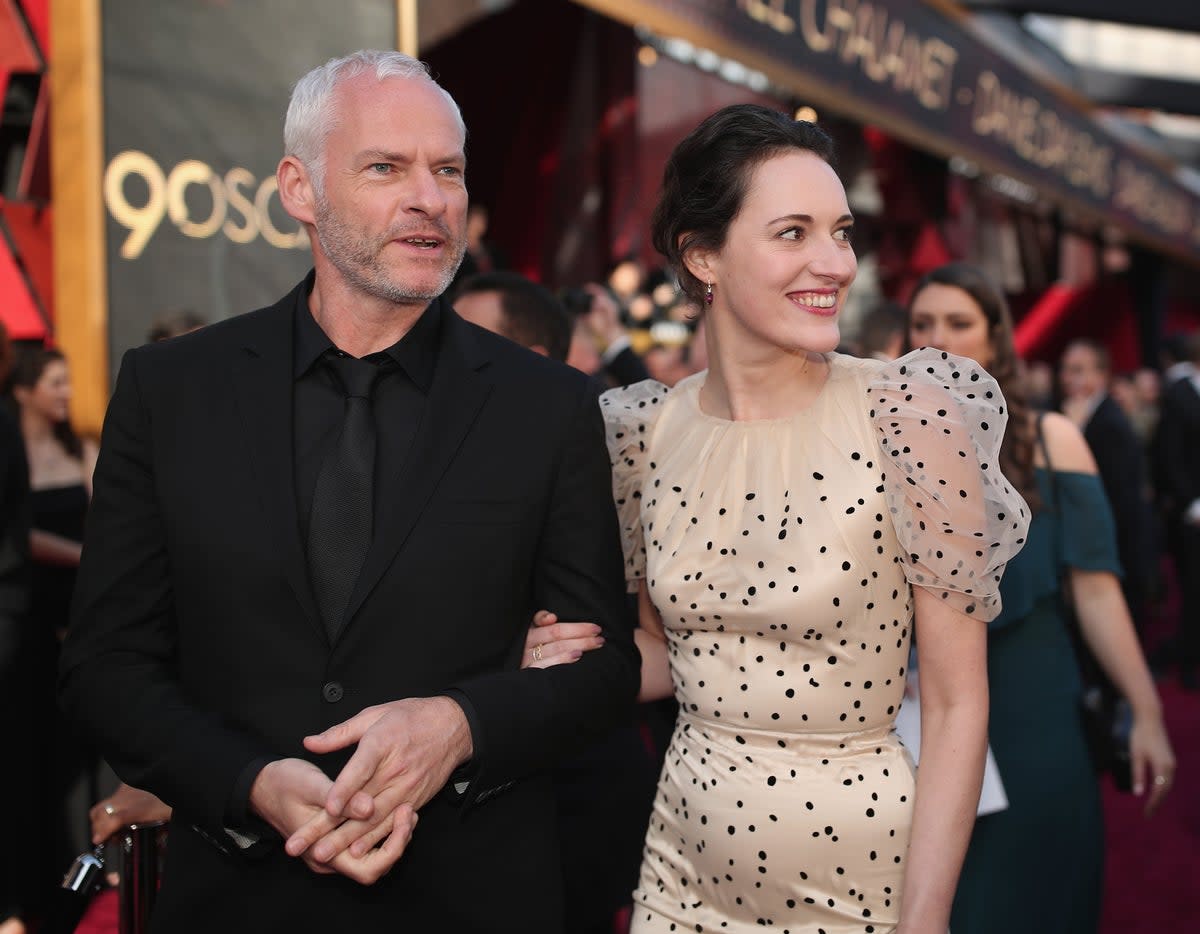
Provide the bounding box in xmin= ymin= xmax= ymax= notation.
xmin=73 ymin=889 xmax=116 ymax=934
xmin=1100 ymin=673 xmax=1200 ymax=933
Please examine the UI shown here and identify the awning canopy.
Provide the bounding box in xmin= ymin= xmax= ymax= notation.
xmin=574 ymin=0 xmax=1200 ymax=264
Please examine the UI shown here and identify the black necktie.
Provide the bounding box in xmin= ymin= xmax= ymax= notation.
xmin=307 ymin=353 xmax=381 ymax=642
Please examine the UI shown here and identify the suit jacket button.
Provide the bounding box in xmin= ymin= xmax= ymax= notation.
xmin=322 ymin=681 xmax=344 ymax=703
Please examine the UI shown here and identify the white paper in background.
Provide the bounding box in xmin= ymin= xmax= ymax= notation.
xmin=894 ymin=671 xmax=1009 ymax=817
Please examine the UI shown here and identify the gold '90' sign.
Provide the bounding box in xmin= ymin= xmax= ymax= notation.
xmin=104 ymin=150 xmax=308 ymax=260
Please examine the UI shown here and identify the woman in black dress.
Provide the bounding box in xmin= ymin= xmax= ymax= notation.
xmin=9 ymin=345 xmax=99 ymax=921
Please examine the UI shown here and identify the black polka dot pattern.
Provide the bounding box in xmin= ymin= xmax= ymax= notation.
xmin=866 ymin=348 xmax=1029 ymax=622
xmin=600 ymin=348 xmax=1029 ymax=934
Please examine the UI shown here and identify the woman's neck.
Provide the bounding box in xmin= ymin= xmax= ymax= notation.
xmin=21 ymin=408 xmax=55 ymax=441
xmin=700 ymin=319 xmax=830 ymax=422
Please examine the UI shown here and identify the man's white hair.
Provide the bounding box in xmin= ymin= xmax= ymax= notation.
xmin=283 ymin=49 xmax=464 ymax=195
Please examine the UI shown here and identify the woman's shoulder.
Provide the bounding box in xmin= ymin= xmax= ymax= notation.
xmin=1033 ymin=410 xmax=1098 ymax=475
xmin=834 ymin=347 xmax=992 ymax=388
xmin=599 ymin=378 xmax=678 ymax=463
xmin=600 ymin=377 xmax=673 ymax=412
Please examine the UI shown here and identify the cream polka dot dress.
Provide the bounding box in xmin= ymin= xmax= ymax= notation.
xmin=602 ymin=348 xmax=1029 ymax=934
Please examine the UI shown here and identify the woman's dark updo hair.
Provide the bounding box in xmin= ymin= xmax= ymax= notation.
xmin=9 ymin=345 xmax=84 ymax=460
xmin=905 ymin=262 xmax=1041 ymax=512
xmin=651 ymin=104 xmax=836 ymax=306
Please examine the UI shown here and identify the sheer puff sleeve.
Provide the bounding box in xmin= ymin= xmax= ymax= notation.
xmin=867 ymin=348 xmax=1030 ymax=622
xmin=599 ymin=379 xmax=670 ymax=592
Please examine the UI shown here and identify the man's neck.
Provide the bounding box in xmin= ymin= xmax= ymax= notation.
xmin=308 ymin=276 xmax=430 ymax=357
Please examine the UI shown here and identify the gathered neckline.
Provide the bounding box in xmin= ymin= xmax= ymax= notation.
xmin=683 ymin=353 xmax=841 ymax=426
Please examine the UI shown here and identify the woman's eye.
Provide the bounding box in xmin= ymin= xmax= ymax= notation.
xmin=835 ymin=227 xmax=854 ymax=243
xmin=779 ymin=227 xmax=804 ymax=241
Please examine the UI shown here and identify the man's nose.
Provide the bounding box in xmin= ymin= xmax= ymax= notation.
xmin=404 ymin=168 xmax=446 ymax=216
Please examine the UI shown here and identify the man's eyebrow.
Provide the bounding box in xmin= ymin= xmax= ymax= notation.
xmin=354 ymin=149 xmax=409 ymax=163
xmin=353 ymin=149 xmax=466 ymax=166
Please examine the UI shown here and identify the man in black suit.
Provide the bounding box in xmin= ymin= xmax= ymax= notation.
xmin=1059 ymin=338 xmax=1157 ymax=630
xmin=1154 ymin=332 xmax=1200 ymax=688
xmin=59 ymin=50 xmax=638 ymax=932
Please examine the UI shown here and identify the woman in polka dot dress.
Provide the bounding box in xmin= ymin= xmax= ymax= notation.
xmin=527 ymin=105 xmax=1030 ymax=933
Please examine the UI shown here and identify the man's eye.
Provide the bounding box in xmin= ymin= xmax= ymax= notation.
xmin=370 ymin=163 xmax=391 ymax=173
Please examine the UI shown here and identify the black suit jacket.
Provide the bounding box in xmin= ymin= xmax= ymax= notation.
xmin=59 ymin=281 xmax=639 ymax=933
xmin=1082 ymin=395 xmax=1156 ymax=608
xmin=1156 ymin=376 xmax=1200 ymax=516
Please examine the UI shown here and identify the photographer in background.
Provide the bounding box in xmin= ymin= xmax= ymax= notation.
xmin=561 ymin=283 xmax=650 ymax=388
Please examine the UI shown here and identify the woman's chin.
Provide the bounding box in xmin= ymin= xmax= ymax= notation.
xmin=797 ymin=322 xmax=840 ymax=355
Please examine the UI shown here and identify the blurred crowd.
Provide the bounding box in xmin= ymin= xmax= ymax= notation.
xmin=0 ymin=312 xmax=200 ymax=934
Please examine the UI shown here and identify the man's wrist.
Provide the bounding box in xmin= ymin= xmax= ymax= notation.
xmin=246 ymin=758 xmax=284 ymax=824
xmin=436 ymin=695 xmax=475 ymax=766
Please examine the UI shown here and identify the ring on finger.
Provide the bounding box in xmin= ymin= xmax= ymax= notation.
xmin=532 ymin=643 xmax=543 ymax=662
xmin=103 ymin=802 xmax=118 ymax=817
xmin=1154 ymin=774 xmax=1169 ymax=786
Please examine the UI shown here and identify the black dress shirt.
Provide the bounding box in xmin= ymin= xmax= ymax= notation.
xmin=292 ymin=282 xmax=441 ymax=544
xmin=225 ymin=283 xmax=442 ymax=834
xmin=291 ymin=287 xmax=482 ymax=809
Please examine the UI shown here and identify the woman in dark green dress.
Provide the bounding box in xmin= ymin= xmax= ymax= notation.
xmin=905 ymin=263 xmax=1175 ymax=933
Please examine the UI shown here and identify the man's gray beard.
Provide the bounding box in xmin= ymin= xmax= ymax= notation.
xmin=315 ymin=199 xmax=466 ymax=304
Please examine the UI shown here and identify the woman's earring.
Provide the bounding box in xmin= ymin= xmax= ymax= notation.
xmin=705 ymin=281 xmax=714 ymax=306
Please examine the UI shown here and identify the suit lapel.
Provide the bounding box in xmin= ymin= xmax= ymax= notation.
xmin=228 ymin=284 xmax=324 ymax=642
xmin=341 ymin=306 xmax=493 ymax=629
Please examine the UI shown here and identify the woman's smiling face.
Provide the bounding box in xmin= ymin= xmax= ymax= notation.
xmin=690 ymin=150 xmax=856 ymax=357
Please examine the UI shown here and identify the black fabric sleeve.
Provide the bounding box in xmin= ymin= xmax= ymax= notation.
xmin=446 ymin=380 xmax=640 ymax=806
xmin=59 ymin=349 xmax=274 ymax=840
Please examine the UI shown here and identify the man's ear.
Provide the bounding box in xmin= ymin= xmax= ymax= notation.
xmin=277 ymin=156 xmax=317 ymax=227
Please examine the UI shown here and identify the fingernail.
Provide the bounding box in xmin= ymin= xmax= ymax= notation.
xmin=571 ymin=650 xmax=583 ymax=659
